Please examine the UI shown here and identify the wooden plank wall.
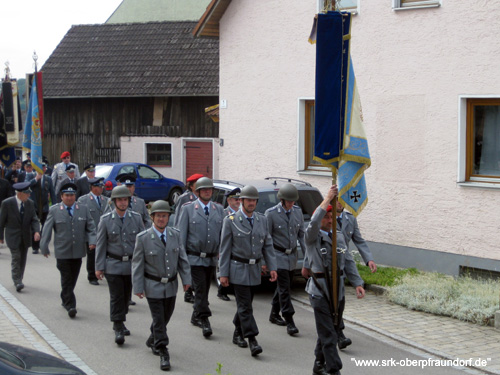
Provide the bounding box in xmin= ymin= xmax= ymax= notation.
xmin=43 ymin=96 xmax=218 ymax=167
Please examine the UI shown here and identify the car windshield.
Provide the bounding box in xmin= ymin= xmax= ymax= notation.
xmin=0 ymin=348 xmax=24 ymax=369
xmin=255 ymin=189 xmax=323 ymax=221
xmin=95 ymin=165 xmax=113 ymax=179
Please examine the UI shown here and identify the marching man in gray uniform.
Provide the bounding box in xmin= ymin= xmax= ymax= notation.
xmin=335 ymin=200 xmax=376 ymax=349
xmin=265 ymin=183 xmax=305 ymax=335
xmin=40 ymin=182 xmax=96 ymax=319
xmin=132 ymin=200 xmax=191 ymax=371
xmin=0 ymin=182 xmax=40 ymax=292
xmin=77 ymin=177 xmax=109 ymax=286
xmin=217 ymin=187 xmax=242 ymax=302
xmin=112 ymin=174 xmax=151 ymax=229
xmin=96 ymin=186 xmax=144 ymax=345
xmin=177 ymin=177 xmax=225 ymax=338
xmin=302 ymin=185 xmax=365 ymax=375
xmin=219 ymin=185 xmax=277 ymax=357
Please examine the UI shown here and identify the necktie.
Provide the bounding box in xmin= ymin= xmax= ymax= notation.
xmin=247 ymin=217 xmax=253 ymax=228
xmin=337 ymin=217 xmax=342 ymax=229
xmin=67 ymin=206 xmax=72 ymax=217
xmin=328 ymin=232 xmax=333 ymax=240
xmin=120 ymin=217 xmax=124 ymax=224
xmin=204 ymin=206 xmax=209 ymax=216
xmin=20 ymin=202 xmax=24 ymax=220
xmin=286 ymin=211 xmax=290 ymax=219
xmin=160 ymin=234 xmax=166 ymax=246
xmin=96 ymin=196 xmax=101 ymax=208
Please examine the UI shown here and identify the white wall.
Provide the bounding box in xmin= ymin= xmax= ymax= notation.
xmin=218 ymin=1 xmax=500 ymax=261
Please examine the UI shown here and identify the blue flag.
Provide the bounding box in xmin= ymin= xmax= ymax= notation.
xmin=23 ymin=74 xmax=43 ymax=174
xmin=313 ymin=11 xmax=371 ymax=216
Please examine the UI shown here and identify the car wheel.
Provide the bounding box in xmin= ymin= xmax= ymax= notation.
xmin=168 ymin=187 xmax=183 ymax=205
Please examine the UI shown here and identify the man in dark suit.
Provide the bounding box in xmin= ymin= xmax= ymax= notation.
xmin=18 ymin=161 xmax=36 ymax=182
xmin=0 ymin=182 xmax=41 ymax=292
xmin=28 ymin=163 xmax=56 ymax=254
xmin=76 ymin=163 xmax=96 ymax=199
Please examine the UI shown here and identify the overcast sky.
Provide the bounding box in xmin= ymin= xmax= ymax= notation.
xmin=2 ymin=0 xmax=123 ymax=79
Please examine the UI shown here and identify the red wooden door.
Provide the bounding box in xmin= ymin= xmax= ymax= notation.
xmin=185 ymin=141 xmax=213 ymax=179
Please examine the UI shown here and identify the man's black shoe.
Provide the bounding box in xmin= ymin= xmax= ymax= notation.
xmin=159 ymin=349 xmax=171 ymax=371
xmin=146 ymin=337 xmax=160 ymax=356
xmin=248 ymin=336 xmax=262 ymax=356
xmin=128 ymin=300 xmax=136 ymax=306
xmin=89 ymin=280 xmax=99 ymax=286
xmin=68 ymin=308 xmax=77 ymax=318
xmin=32 ymin=249 xmax=39 ymax=254
xmin=184 ymin=290 xmax=194 ymax=303
xmin=269 ymin=310 xmax=286 ymax=326
xmin=114 ymin=330 xmax=125 ymax=345
xmin=15 ymin=283 xmax=24 ymax=292
xmin=201 ymin=318 xmax=213 ymax=337
xmin=190 ymin=312 xmax=202 ymax=328
xmin=337 ymin=331 xmax=352 ymax=349
xmin=313 ymin=360 xmax=328 ymax=375
xmin=232 ymin=329 xmax=248 ymax=348
xmin=285 ymin=316 xmax=299 ymax=336
xmin=217 ymin=294 xmax=231 ymax=301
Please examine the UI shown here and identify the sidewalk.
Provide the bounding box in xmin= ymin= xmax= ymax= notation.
xmin=293 ymin=286 xmax=500 ymax=375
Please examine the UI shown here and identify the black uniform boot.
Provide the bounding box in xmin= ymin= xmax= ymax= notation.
xmin=113 ymin=322 xmax=125 ymax=346
xmin=285 ymin=315 xmax=299 ymax=336
xmin=159 ymin=348 xmax=171 ymax=371
xmin=184 ymin=288 xmax=194 ymax=303
xmin=201 ymin=317 xmax=213 ymax=337
xmin=248 ymin=336 xmax=262 ymax=356
xmin=232 ymin=328 xmax=248 ymax=348
xmin=337 ymin=330 xmax=352 ymax=350
xmin=313 ymin=360 xmax=328 ymax=375
xmin=269 ymin=310 xmax=286 ymax=326
xmin=146 ymin=336 xmax=160 ymax=356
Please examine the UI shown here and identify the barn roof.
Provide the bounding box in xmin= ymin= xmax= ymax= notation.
xmin=42 ymin=21 xmax=218 ymax=98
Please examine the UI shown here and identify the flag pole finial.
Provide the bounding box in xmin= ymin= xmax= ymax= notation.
xmin=32 ymin=51 xmax=38 ymax=71
xmin=4 ymin=61 xmax=11 ymax=81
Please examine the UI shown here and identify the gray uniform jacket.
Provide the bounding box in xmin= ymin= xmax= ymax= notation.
xmin=106 ymin=195 xmax=151 ymax=229
xmin=75 ymin=176 xmax=91 ymax=199
xmin=96 ymin=209 xmax=144 ymax=275
xmin=265 ymin=203 xmax=306 ymax=271
xmin=52 ymin=163 xmax=80 ymax=193
xmin=177 ymin=200 xmax=225 ymax=267
xmin=77 ymin=193 xmax=109 ymax=230
xmin=219 ymin=210 xmax=277 ymax=286
xmin=304 ymin=207 xmax=363 ymax=302
xmin=132 ymin=227 xmax=191 ymax=299
xmin=40 ymin=202 xmax=96 ymax=259
xmin=173 ymin=190 xmax=196 ymax=226
xmin=0 ymin=197 xmax=40 ymax=249
xmin=338 ymin=211 xmax=374 ymax=265
xmin=223 ymin=207 xmax=236 ymax=216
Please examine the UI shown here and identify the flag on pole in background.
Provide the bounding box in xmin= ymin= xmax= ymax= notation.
xmin=0 ymin=80 xmax=18 ymax=168
xmin=312 ymin=11 xmax=371 ymax=216
xmin=23 ymin=73 xmax=43 ymax=174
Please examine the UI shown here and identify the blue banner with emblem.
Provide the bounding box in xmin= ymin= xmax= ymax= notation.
xmin=312 ymin=11 xmax=371 ymax=216
xmin=23 ymin=74 xmax=43 ymax=174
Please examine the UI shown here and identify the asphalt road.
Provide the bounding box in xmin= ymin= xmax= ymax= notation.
xmin=0 ymin=249 xmax=474 ymax=375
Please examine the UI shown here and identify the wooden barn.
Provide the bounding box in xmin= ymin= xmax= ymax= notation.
xmin=41 ymin=21 xmax=219 ymax=180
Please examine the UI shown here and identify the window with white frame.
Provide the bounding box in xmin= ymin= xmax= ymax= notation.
xmin=146 ymin=143 xmax=172 ymax=167
xmin=319 ymin=0 xmax=359 ymax=14
xmin=392 ymin=0 xmax=440 ymax=10
xmin=465 ymin=99 xmax=500 ymax=182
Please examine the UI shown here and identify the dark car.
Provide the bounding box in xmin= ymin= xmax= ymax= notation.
xmin=0 ymin=342 xmax=85 ymax=374
xmin=95 ymin=162 xmax=184 ymax=204
xmin=213 ymin=177 xmax=324 ymax=276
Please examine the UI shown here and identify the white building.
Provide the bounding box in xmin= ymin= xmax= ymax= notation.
xmin=194 ymin=0 xmax=500 ymax=276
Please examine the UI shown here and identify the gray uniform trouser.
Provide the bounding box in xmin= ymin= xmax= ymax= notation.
xmin=10 ymin=243 xmax=29 ymax=284
xmin=309 ymin=294 xmax=342 ymax=373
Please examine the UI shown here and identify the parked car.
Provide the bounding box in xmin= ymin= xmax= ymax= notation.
xmin=95 ymin=162 xmax=184 ymax=204
xmin=212 ymin=177 xmax=324 ymax=277
xmin=0 ymin=342 xmax=86 ymax=374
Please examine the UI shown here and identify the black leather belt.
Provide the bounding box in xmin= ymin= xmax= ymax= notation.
xmin=145 ymin=272 xmax=177 ymax=284
xmin=231 ymin=255 xmax=261 ymax=264
xmin=186 ymin=250 xmax=217 ymax=258
xmin=274 ymin=245 xmax=297 ymax=255
xmin=314 ymin=270 xmax=343 ymax=278
xmin=107 ymin=252 xmax=131 ymax=262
